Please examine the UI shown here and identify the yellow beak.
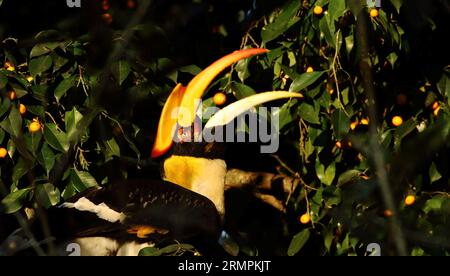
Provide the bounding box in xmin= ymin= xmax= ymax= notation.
xmin=151 ymin=48 xmax=268 ymax=158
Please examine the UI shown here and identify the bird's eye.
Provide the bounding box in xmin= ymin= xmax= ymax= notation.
xmin=177 ymin=128 xmax=191 ymax=142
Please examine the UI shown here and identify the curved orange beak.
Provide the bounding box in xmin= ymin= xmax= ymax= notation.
xmin=151 ymin=84 xmax=185 ymax=159
xmin=151 ymin=48 xmax=268 ymax=158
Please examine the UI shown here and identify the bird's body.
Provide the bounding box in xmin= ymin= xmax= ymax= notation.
xmin=1 ymin=48 xmax=302 ymax=256
xmin=34 ymin=179 xmax=220 ymax=256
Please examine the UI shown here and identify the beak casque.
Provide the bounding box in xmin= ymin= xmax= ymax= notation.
xmin=151 ymin=48 xmax=268 ymax=158
xmin=151 ymin=84 xmax=185 ymax=158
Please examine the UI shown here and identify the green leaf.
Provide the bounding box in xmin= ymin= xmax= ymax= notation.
xmin=0 ymin=107 xmax=22 ymax=138
xmin=228 ymin=81 xmax=256 ymax=99
xmin=389 ymin=0 xmax=403 ymax=13
xmin=235 ymin=58 xmax=250 ymax=83
xmin=29 ymin=55 xmax=53 ymax=77
xmin=54 ymin=77 xmax=76 ymax=103
xmin=261 ymin=0 xmax=301 ymax=43
xmin=30 ymin=42 xmax=61 ymax=58
xmin=298 ymin=102 xmax=320 ymax=124
xmin=1 ymin=188 xmax=32 ymax=214
xmin=319 ymin=13 xmax=336 ymax=47
xmin=0 ymin=128 xmax=4 ymax=144
xmin=0 ymin=71 xmax=7 ymax=89
xmin=103 ymin=138 xmax=121 ymax=161
xmin=329 ymin=0 xmax=347 ymax=21
xmin=423 ymin=196 xmax=445 ymax=214
xmin=317 ymin=161 xmax=336 ymax=186
xmin=61 ymin=183 xmax=77 ymax=200
xmin=289 ymin=71 xmax=326 ymax=92
xmin=178 ymin=65 xmax=201 ymax=75
xmin=287 ymin=229 xmax=310 ymax=256
xmin=12 ymin=158 xmax=31 ymax=183
xmin=429 ymin=163 xmax=442 ymax=184
xmin=38 ymin=143 xmax=55 ymax=176
xmin=139 ymin=247 xmax=162 ymax=256
xmin=70 ymin=169 xmax=99 ymax=192
xmin=44 ymin=123 xmax=69 ymax=153
xmin=331 ymin=109 xmax=350 ymax=139
xmin=337 ymin=170 xmax=361 ymax=187
xmin=35 ymin=183 xmax=61 ymax=209
xmin=112 ymin=60 xmax=131 ymax=85
xmin=274 ymin=100 xmax=299 ymax=131
xmin=65 ymin=107 xmax=83 ymax=143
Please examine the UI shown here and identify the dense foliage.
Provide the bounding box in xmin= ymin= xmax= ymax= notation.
xmin=0 ymin=0 xmax=449 ymax=256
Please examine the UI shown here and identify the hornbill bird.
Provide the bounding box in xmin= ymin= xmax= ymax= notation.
xmin=8 ymin=49 xmax=302 ymax=256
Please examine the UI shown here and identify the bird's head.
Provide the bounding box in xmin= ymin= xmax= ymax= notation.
xmin=150 ymin=48 xmax=303 ymax=215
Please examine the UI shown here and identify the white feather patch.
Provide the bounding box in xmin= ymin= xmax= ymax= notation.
xmin=61 ymin=197 xmax=125 ymax=223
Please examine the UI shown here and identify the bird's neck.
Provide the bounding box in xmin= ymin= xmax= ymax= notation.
xmin=162 ymin=155 xmax=227 ymax=216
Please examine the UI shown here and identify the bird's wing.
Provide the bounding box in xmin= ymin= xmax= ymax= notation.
xmin=41 ymin=179 xmax=220 ymax=242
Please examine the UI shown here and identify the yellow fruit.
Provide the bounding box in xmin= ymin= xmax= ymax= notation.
xmin=4 ymin=61 xmax=15 ymax=71
xmin=361 ymin=118 xmax=369 ymax=125
xmin=19 ymin=104 xmax=27 ymax=115
xmin=392 ymin=116 xmax=403 ymax=127
xmin=29 ymin=121 xmax=42 ymax=133
xmin=0 ymin=148 xmax=7 ymax=158
xmin=102 ymin=13 xmax=113 ymax=24
xmin=7 ymin=91 xmax=16 ymax=100
xmin=350 ymin=121 xmax=359 ymax=130
xmin=405 ymin=195 xmax=415 ymax=206
xmin=306 ymin=66 xmax=314 ymax=73
xmin=369 ymin=8 xmax=379 ymax=18
xmin=299 ymin=213 xmax=311 ymax=224
xmin=26 ymin=76 xmax=34 ymax=83
xmin=383 ymin=209 xmax=393 ymax=217
xmin=335 ymin=141 xmax=342 ymax=149
xmin=433 ymin=106 xmax=441 ymax=117
xmin=213 ymin=92 xmax=227 ymax=106
xmin=432 ymin=101 xmax=440 ymax=110
xmin=313 ymin=6 xmax=323 ymax=15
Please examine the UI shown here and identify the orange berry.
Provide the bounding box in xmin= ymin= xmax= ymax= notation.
xmin=313 ymin=6 xmax=323 ymax=15
xmin=432 ymin=101 xmax=439 ymax=110
xmin=299 ymin=213 xmax=311 ymax=224
xmin=383 ymin=209 xmax=393 ymax=217
xmin=102 ymin=13 xmax=113 ymax=24
xmin=350 ymin=121 xmax=359 ymax=130
xmin=102 ymin=0 xmax=110 ymax=11
xmin=127 ymin=0 xmax=136 ymax=9
xmin=29 ymin=121 xmax=42 ymax=133
xmin=335 ymin=141 xmax=342 ymax=149
xmin=360 ymin=175 xmax=369 ymax=180
xmin=4 ymin=61 xmax=15 ymax=71
xmin=7 ymin=91 xmax=16 ymax=100
xmin=369 ymin=8 xmax=379 ymax=18
xmin=213 ymin=92 xmax=227 ymax=106
xmin=0 ymin=148 xmax=7 ymax=158
xmin=306 ymin=66 xmax=314 ymax=73
xmin=391 ymin=116 xmax=403 ymax=127
xmin=433 ymin=106 xmax=441 ymax=117
xmin=19 ymin=104 xmax=27 ymax=115
xmin=360 ymin=118 xmax=369 ymax=125
xmin=405 ymin=195 xmax=416 ymax=206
